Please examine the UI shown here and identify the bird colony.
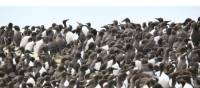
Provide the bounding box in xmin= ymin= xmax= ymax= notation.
xmin=0 ymin=18 xmax=200 ymax=88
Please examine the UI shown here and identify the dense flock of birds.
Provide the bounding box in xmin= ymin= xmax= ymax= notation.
xmin=0 ymin=17 xmax=200 ymax=88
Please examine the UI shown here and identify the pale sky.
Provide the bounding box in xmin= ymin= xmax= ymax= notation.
xmin=0 ymin=7 xmax=199 ymax=30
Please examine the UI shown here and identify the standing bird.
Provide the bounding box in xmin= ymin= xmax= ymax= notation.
xmin=155 ymin=18 xmax=164 ymax=23
xmin=22 ymin=25 xmax=30 ymax=36
xmin=95 ymin=30 xmax=104 ymax=47
xmin=62 ymin=19 xmax=69 ymax=28
xmin=122 ymin=18 xmax=131 ymax=23
xmin=13 ymin=26 xmax=22 ymax=47
xmin=19 ymin=34 xmax=31 ymax=48
xmin=4 ymin=23 xmax=14 ymax=45
xmin=122 ymin=18 xmax=134 ymax=30
xmin=65 ymin=30 xmax=79 ymax=45
xmin=176 ymin=53 xmax=188 ymax=71
xmin=33 ymin=36 xmax=44 ymax=56
xmin=190 ymin=22 xmax=200 ymax=48
xmin=158 ymin=63 xmax=170 ymax=88
xmin=0 ymin=26 xmax=5 ymax=45
xmin=86 ymin=22 xmax=97 ymax=38
xmin=73 ymin=22 xmax=87 ymax=43
xmin=55 ymin=34 xmax=66 ymax=53
xmin=168 ymin=30 xmax=177 ymax=49
xmin=25 ymin=38 xmax=35 ymax=52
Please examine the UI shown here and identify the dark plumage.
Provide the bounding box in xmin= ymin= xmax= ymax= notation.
xmin=190 ymin=22 xmax=200 ymax=47
xmin=0 ymin=17 xmax=199 ymax=88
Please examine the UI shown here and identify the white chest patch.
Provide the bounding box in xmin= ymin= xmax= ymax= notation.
xmin=95 ymin=84 xmax=101 ymax=88
xmin=112 ymin=63 xmax=120 ymax=75
xmin=85 ymin=69 xmax=91 ymax=75
xmin=85 ymin=38 xmax=94 ymax=51
xmin=158 ymin=72 xmax=169 ymax=88
xmin=106 ymin=59 xmax=113 ymax=69
xmin=28 ymin=61 xmax=34 ymax=67
xmin=64 ymin=80 xmax=69 ymax=87
xmin=94 ymin=62 xmax=101 ymax=71
xmin=39 ymin=66 xmax=47 ymax=75
xmin=26 ymin=77 xmax=35 ymax=86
